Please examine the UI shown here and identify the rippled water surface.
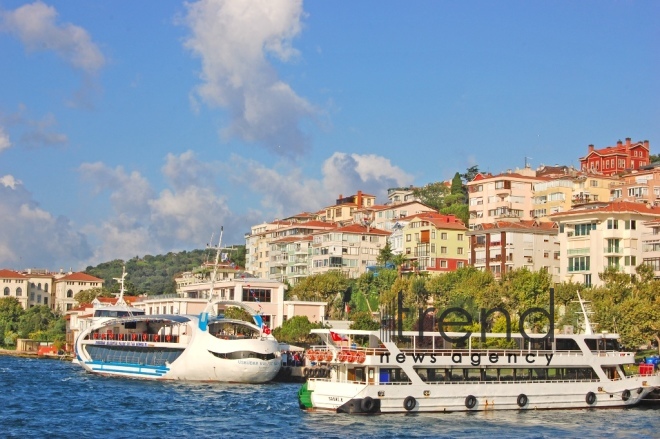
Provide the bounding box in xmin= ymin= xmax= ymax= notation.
xmin=2 ymin=355 xmax=659 ymax=438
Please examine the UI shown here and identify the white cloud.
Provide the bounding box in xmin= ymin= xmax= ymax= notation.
xmin=183 ymin=0 xmax=317 ymax=157
xmin=226 ymin=152 xmax=414 ymax=218
xmin=0 ymin=175 xmax=92 ymax=269
xmin=0 ymin=1 xmax=105 ymax=73
xmin=0 ymin=126 xmax=11 ymax=152
xmin=322 ymin=152 xmax=414 ymax=201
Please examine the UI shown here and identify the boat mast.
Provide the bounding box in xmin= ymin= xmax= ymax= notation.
xmin=209 ymin=226 xmax=223 ymax=301
xmin=113 ymin=265 xmax=128 ymax=307
xmin=575 ymin=291 xmax=594 ymax=335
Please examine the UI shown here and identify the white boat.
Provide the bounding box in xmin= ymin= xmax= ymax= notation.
xmin=298 ymin=292 xmax=660 ymax=413
xmin=74 ymin=229 xmax=281 ymax=383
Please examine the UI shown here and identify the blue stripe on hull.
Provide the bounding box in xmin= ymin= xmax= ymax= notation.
xmin=87 ymin=361 xmax=170 ymax=377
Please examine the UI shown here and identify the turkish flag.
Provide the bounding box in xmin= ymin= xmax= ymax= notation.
xmin=262 ymin=324 xmax=271 ymax=335
xmin=330 ymin=331 xmax=346 ymax=342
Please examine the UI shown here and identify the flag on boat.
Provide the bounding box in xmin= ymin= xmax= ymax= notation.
xmin=330 ymin=331 xmax=347 ymax=342
xmin=262 ymin=324 xmax=271 ymax=335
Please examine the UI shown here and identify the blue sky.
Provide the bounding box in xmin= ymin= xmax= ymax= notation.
xmin=0 ymin=0 xmax=658 ymax=271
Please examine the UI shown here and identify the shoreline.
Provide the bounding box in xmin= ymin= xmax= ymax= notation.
xmin=0 ymin=348 xmax=73 ymax=361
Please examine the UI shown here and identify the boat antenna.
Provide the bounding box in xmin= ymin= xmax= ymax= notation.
xmin=574 ymin=291 xmax=594 ymax=335
xmin=113 ymin=264 xmax=128 ymax=307
xmin=209 ymin=227 xmax=223 ymax=304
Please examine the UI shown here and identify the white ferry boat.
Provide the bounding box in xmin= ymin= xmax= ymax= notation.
xmin=74 ymin=229 xmax=281 ymax=383
xmin=74 ymin=300 xmax=281 ymax=382
xmin=298 ymin=294 xmax=660 ymax=413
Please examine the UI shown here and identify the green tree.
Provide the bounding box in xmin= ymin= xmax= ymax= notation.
xmin=376 ymin=241 xmax=394 ymax=266
xmin=0 ymin=297 xmax=25 ymax=344
xmin=74 ymin=287 xmax=114 ymax=306
xmin=349 ymin=311 xmax=380 ymax=330
xmin=272 ymin=315 xmax=324 ymax=345
xmin=412 ymin=182 xmax=447 ymax=211
xmin=289 ymin=270 xmax=350 ymax=317
xmin=17 ymin=305 xmax=58 ymax=339
xmin=222 ymin=306 xmax=254 ymax=323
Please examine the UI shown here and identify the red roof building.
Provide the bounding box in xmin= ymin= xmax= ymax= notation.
xmin=579 ymin=138 xmax=650 ymax=176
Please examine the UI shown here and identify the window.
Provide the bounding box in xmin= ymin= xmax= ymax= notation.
xmin=406 ymin=234 xmax=411 ymax=242
xmin=625 ymin=220 xmax=636 ymax=230
xmin=625 ymin=256 xmax=637 ymax=266
xmin=441 ymin=233 xmax=448 ymax=240
xmin=441 ymin=246 xmax=447 ymax=254
xmin=457 ymin=247 xmax=464 ymax=255
xmin=574 ymin=223 xmax=596 ymax=236
xmin=607 ymin=219 xmax=618 ymax=230
xmin=440 ymin=260 xmax=448 ymax=268
xmin=457 ymin=261 xmax=464 ymax=268
xmin=568 ymin=256 xmax=590 ymax=272
xmin=16 ymin=287 xmax=22 ymax=297
xmin=3 ymin=287 xmax=8 ymax=296
xmin=67 ymin=289 xmax=74 ymax=298
xmin=457 ymin=234 xmax=464 ymax=241
xmin=242 ymin=288 xmax=273 ymax=303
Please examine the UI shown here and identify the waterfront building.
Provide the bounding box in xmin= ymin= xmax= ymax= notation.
xmin=552 ymin=201 xmax=660 ymax=287
xmin=400 ymin=212 xmax=469 ymax=274
xmin=579 ymin=138 xmax=650 ymax=176
xmin=468 ymin=220 xmax=559 ymax=282
xmin=53 ymin=272 xmax=103 ymax=312
xmin=0 ymin=269 xmax=29 ymax=309
xmin=467 ymin=167 xmax=542 ymax=230
xmin=367 ymin=200 xmax=436 ymax=233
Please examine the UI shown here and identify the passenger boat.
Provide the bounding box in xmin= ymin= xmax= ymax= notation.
xmin=298 ymin=293 xmax=660 ymax=413
xmin=74 ymin=230 xmax=281 ymax=383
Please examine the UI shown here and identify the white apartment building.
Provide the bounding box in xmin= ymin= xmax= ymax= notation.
xmin=552 ymin=201 xmax=660 ymax=287
xmin=641 ymin=218 xmax=660 ymax=279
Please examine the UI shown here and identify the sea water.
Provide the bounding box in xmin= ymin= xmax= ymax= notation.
xmin=1 ymin=355 xmax=658 ymax=438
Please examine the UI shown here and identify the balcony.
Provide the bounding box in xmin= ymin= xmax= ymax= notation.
xmin=603 ymin=247 xmax=622 ymax=255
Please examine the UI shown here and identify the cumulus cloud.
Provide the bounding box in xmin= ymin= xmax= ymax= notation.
xmin=0 ymin=126 xmax=11 ymax=152
xmin=0 ymin=1 xmax=105 ymax=107
xmin=226 ymin=152 xmax=414 ymax=218
xmin=0 ymin=174 xmax=92 ymax=269
xmin=183 ymin=0 xmax=317 ymax=157
xmin=77 ymin=153 xmax=239 ymax=264
xmin=0 ymin=1 xmax=105 ymax=73
xmin=322 ymin=152 xmax=414 ymax=201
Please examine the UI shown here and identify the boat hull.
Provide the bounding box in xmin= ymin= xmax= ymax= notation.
xmin=304 ymin=376 xmax=659 ymax=413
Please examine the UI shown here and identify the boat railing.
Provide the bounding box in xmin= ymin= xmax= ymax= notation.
xmin=87 ymin=332 xmax=180 ymax=343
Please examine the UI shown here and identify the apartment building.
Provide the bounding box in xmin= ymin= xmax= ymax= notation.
xmin=401 ymin=212 xmax=469 ymax=274
xmin=365 ymin=200 xmax=436 ymax=232
xmin=1 ymin=269 xmax=29 ymax=309
xmin=552 ymin=201 xmax=660 ymax=287
xmin=309 ymin=224 xmax=390 ymax=279
xmin=642 ymin=218 xmax=660 ymax=279
xmin=467 ymin=167 xmax=541 ymax=230
xmin=320 ymin=190 xmax=377 ymax=225
xmin=579 ymin=138 xmax=650 ymax=176
xmin=531 ymin=173 xmax=620 ymax=220
xmin=468 ymin=220 xmax=559 ymax=282
xmin=609 ymin=164 xmax=660 ymax=205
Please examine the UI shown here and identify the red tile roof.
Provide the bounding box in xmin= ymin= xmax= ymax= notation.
xmin=57 ymin=272 xmax=104 ymax=282
xmin=550 ymin=201 xmax=660 ymax=218
xmin=0 ymin=269 xmax=26 ymax=279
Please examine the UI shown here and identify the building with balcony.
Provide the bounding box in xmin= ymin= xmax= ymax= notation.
xmin=53 ymin=272 xmax=103 ymax=312
xmin=320 ymin=190 xmax=377 ymax=225
xmin=269 ymin=235 xmax=314 ymax=285
xmin=468 ymin=220 xmax=559 ymax=282
xmin=609 ymin=164 xmax=660 ymax=205
xmin=310 ymin=224 xmax=390 ymax=279
xmin=400 ymin=212 xmax=468 ymax=274
xmin=552 ymin=201 xmax=660 ymax=287
xmin=641 ymin=218 xmax=660 ymax=279
xmin=579 ymin=138 xmax=650 ymax=176
xmin=467 ymin=168 xmax=542 ymax=230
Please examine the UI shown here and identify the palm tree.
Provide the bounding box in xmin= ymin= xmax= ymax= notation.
xmin=391 ymin=253 xmax=408 ymax=278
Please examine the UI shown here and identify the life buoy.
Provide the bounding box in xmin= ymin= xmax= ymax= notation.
xmin=465 ymin=395 xmax=477 ymax=409
xmin=324 ymin=351 xmax=333 ymax=362
xmin=404 ymin=396 xmax=416 ymax=411
xmin=132 ymin=333 xmax=137 ymax=341
xmin=621 ymin=389 xmax=631 ymax=401
xmin=356 ymin=351 xmax=366 ymax=364
xmin=306 ymin=350 xmax=317 ymax=362
xmin=142 ymin=333 xmax=147 ymax=341
xmin=517 ymin=394 xmax=528 ymax=407
xmin=166 ymin=335 xmax=171 ymax=342
xmin=585 ymin=392 xmax=596 ymax=405
xmin=154 ymin=335 xmax=160 ymax=342
xmin=116 ymin=334 xmax=122 ymax=341
xmin=338 ymin=351 xmax=347 ymax=362
xmin=361 ymin=396 xmax=375 ymax=412
xmin=93 ymin=333 xmax=98 ymax=339
xmin=346 ymin=351 xmax=356 ymax=363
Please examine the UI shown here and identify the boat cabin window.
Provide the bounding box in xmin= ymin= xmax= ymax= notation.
xmin=93 ymin=309 xmax=145 ymax=318
xmin=379 ymin=368 xmax=411 ymax=384
xmin=348 ymin=367 xmax=365 ymax=383
xmin=555 ymin=338 xmax=580 ymax=351
xmin=584 ymin=338 xmax=619 ymax=352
